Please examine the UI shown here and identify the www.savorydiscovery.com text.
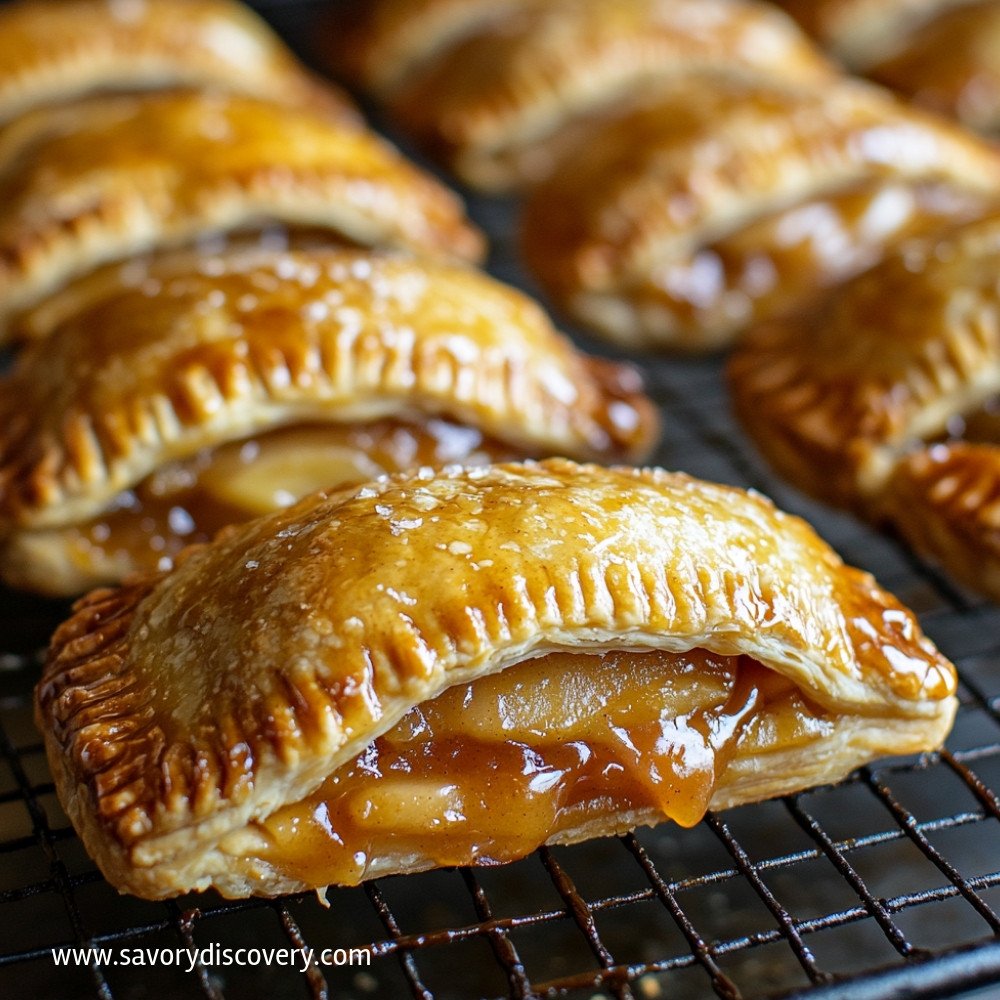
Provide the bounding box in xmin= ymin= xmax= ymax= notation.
xmin=51 ymin=943 xmax=371 ymax=973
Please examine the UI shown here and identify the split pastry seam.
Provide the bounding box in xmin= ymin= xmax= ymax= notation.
xmin=35 ymin=460 xmax=957 ymax=897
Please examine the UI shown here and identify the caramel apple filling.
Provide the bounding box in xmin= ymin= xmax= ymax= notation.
xmin=628 ymin=179 xmax=989 ymax=339
xmin=250 ymin=648 xmax=835 ymax=887
xmin=48 ymin=418 xmax=518 ymax=574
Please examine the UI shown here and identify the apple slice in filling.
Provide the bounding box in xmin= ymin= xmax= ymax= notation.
xmin=246 ymin=647 xmax=836 ymax=886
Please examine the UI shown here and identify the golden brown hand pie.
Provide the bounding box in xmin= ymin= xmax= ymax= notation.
xmin=0 ymin=247 xmax=657 ymax=595
xmin=35 ymin=459 xmax=958 ymax=899
xmin=729 ymin=210 xmax=1000 ymax=600
xmin=0 ymin=0 xmax=351 ymax=125
xmin=0 ymin=91 xmax=484 ymax=342
xmin=778 ymin=0 xmax=1000 ymax=133
xmin=520 ymin=76 xmax=1000 ymax=351
xmin=331 ymin=0 xmax=836 ymax=190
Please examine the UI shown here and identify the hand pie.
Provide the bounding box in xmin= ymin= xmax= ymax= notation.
xmin=35 ymin=459 xmax=958 ymax=899
xmin=520 ymin=76 xmax=1000 ymax=351
xmin=330 ymin=0 xmax=836 ymax=190
xmin=729 ymin=210 xmax=1000 ymax=600
xmin=0 ymin=91 xmax=484 ymax=342
xmin=777 ymin=0 xmax=1000 ymax=134
xmin=0 ymin=247 xmax=657 ymax=596
xmin=0 ymin=0 xmax=351 ymax=126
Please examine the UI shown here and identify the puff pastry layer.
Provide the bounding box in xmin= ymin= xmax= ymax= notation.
xmin=729 ymin=211 xmax=1000 ymax=599
xmin=0 ymin=0 xmax=350 ymax=125
xmin=331 ymin=0 xmax=836 ymax=190
xmin=0 ymin=91 xmax=483 ymax=341
xmin=35 ymin=459 xmax=957 ymax=898
xmin=521 ymin=77 xmax=1000 ymax=351
xmin=0 ymin=247 xmax=657 ymax=594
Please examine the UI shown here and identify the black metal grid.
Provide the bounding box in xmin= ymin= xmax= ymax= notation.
xmin=1 ymin=2 xmax=1000 ymax=997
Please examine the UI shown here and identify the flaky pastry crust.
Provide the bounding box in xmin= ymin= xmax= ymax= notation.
xmin=334 ymin=0 xmax=836 ymax=191
xmin=0 ymin=91 xmax=483 ymax=340
xmin=729 ymin=211 xmax=1000 ymax=599
xmin=0 ymin=247 xmax=658 ymax=591
xmin=520 ymin=76 xmax=1000 ymax=351
xmin=35 ymin=459 xmax=957 ymax=898
xmin=0 ymin=0 xmax=351 ymax=125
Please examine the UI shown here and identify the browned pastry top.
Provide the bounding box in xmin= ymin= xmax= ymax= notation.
xmin=869 ymin=2 xmax=1000 ymax=131
xmin=333 ymin=0 xmax=551 ymax=95
xmin=730 ymin=210 xmax=1000 ymax=504
xmin=774 ymin=0 xmax=975 ymax=68
xmin=729 ymin=208 xmax=1000 ymax=599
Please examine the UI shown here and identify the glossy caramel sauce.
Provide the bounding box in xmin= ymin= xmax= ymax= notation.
xmin=635 ymin=179 xmax=989 ymax=332
xmin=253 ymin=649 xmax=834 ymax=886
xmin=59 ymin=418 xmax=518 ymax=574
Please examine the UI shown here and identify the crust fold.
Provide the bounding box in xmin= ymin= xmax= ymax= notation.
xmin=334 ymin=0 xmax=835 ymax=190
xmin=521 ymin=76 xmax=1000 ymax=350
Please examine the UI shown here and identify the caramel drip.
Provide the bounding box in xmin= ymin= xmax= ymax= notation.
xmin=55 ymin=418 xmax=518 ymax=574
xmin=253 ymin=649 xmax=833 ymax=886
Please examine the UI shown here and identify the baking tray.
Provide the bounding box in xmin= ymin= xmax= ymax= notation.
xmin=1 ymin=2 xmax=999 ymax=997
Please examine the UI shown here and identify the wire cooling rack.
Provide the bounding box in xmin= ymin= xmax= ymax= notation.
xmin=1 ymin=2 xmax=1000 ymax=998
